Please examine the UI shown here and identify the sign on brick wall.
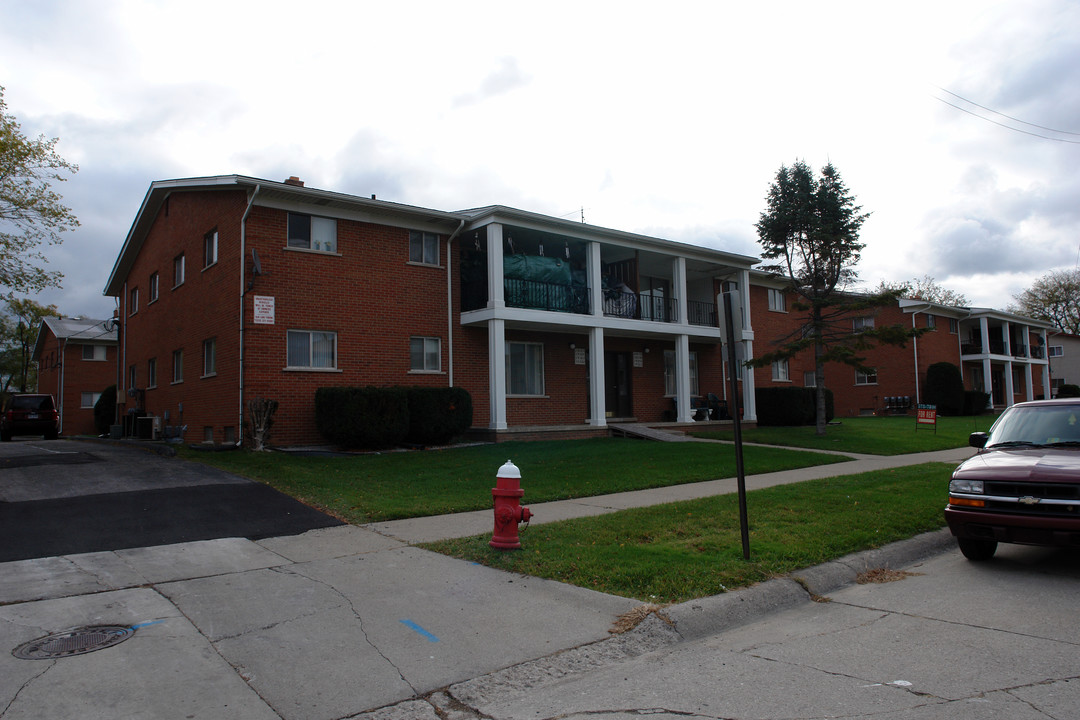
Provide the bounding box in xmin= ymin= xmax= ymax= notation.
xmin=253 ymin=296 xmax=275 ymax=325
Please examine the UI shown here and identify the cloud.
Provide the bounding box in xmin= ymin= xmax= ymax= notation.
xmin=452 ymin=57 xmax=531 ymax=108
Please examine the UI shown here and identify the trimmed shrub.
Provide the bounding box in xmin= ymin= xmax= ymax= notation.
xmin=93 ymin=385 xmax=117 ymax=436
xmin=406 ymin=387 xmax=473 ymax=446
xmin=924 ymin=362 xmax=965 ymax=415
xmin=1056 ymin=384 xmax=1080 ymax=398
xmin=756 ymin=386 xmax=833 ymax=426
xmin=962 ymin=390 xmax=991 ymax=415
xmin=315 ymin=386 xmax=409 ymax=449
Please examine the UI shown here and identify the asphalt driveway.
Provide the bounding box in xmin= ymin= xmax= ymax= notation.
xmin=0 ymin=438 xmax=342 ymax=562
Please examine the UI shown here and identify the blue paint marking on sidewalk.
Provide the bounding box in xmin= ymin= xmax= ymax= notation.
xmin=130 ymin=620 xmax=166 ymax=630
xmin=400 ymin=619 xmax=440 ymax=642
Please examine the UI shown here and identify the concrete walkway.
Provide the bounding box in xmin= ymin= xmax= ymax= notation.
xmin=0 ymin=445 xmax=974 ymax=720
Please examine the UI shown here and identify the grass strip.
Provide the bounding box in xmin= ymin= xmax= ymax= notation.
xmin=691 ymin=414 xmax=994 ymax=455
xmin=423 ymin=463 xmax=953 ymax=604
xmin=179 ymin=438 xmax=848 ymax=523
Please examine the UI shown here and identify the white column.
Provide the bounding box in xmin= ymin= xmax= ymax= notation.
xmin=739 ymin=269 xmax=757 ymax=422
xmin=980 ymin=318 xmax=990 ymax=353
xmin=1003 ymin=321 xmax=1012 ymax=356
xmin=488 ymin=319 xmax=507 ymax=430
xmin=676 ymin=334 xmax=692 ymax=422
xmin=1004 ymin=360 xmax=1015 ymax=407
xmin=1024 ymin=362 xmax=1034 ymax=402
xmin=589 ymin=326 xmax=606 ymax=426
xmin=1043 ymin=362 xmax=1052 ymax=400
xmin=487 ymin=223 xmax=505 ymax=309
xmin=673 ymin=257 xmax=688 ymax=324
xmin=982 ymin=357 xmax=993 ymax=406
xmin=587 ymin=241 xmax=603 ymax=317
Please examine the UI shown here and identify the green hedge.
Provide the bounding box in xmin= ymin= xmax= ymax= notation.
xmin=962 ymin=390 xmax=991 ymax=414
xmin=924 ymin=362 xmax=965 ymax=415
xmin=1057 ymin=384 xmax=1080 ymax=398
xmin=755 ymin=386 xmax=834 ymax=426
xmin=315 ymin=386 xmax=473 ymax=449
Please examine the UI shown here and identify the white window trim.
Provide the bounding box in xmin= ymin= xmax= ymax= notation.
xmin=172 ymin=349 xmax=184 ymax=384
xmin=287 ymin=213 xmax=339 ymax=254
xmin=771 ymin=358 xmax=791 ymax=382
xmin=202 ymin=338 xmax=216 ymax=378
xmin=767 ymin=288 xmax=786 ymax=313
xmin=409 ymin=336 xmax=443 ymax=373
xmin=408 ymin=230 xmax=441 ymax=267
xmin=147 ymin=358 xmax=157 ymax=389
xmin=285 ymin=329 xmax=340 ymax=371
xmin=82 ymin=344 xmax=107 ymax=361
xmin=204 ymin=230 xmax=218 ymax=269
xmin=129 ymin=288 xmax=138 ymax=315
xmin=855 ymin=369 xmax=878 ymax=386
xmin=505 ymin=341 xmax=545 ymax=397
xmin=174 ymin=254 xmax=186 ymax=288
xmin=149 ymin=272 xmax=159 ymax=304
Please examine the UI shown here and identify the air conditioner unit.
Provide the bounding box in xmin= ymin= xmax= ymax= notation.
xmin=151 ymin=416 xmax=163 ymax=440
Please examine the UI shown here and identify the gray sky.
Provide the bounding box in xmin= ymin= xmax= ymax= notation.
xmin=3 ymin=0 xmax=1079 ymax=320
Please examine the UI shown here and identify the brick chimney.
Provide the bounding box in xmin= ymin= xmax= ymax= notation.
xmin=284 ymin=176 xmax=304 ymax=187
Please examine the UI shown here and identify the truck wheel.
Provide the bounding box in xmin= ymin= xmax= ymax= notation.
xmin=958 ymin=537 xmax=997 ymax=561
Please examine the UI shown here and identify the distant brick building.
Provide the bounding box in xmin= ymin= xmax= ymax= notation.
xmin=32 ymin=316 xmax=118 ymax=436
xmin=104 ymin=175 xmax=759 ymax=446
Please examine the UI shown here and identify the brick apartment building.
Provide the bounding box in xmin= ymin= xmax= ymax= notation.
xmin=747 ymin=274 xmax=1054 ymax=416
xmin=104 ymin=175 xmax=760 ymax=446
xmin=32 ymin=316 xmax=119 ymax=436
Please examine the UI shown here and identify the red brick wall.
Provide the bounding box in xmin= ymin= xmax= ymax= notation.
xmin=34 ymin=327 xmax=117 ymax=437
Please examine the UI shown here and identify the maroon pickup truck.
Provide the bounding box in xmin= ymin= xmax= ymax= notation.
xmin=946 ymin=399 xmax=1080 ymax=560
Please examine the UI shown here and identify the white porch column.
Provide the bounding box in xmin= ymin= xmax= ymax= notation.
xmin=487 ymin=223 xmax=505 ymax=309
xmin=587 ymin=241 xmax=603 ymax=317
xmin=676 ymin=333 xmax=693 ymax=422
xmin=673 ymin=257 xmax=688 ymax=324
xmin=1003 ymin=321 xmax=1012 ymax=356
xmin=980 ymin=318 xmax=990 ymax=353
xmin=589 ymin=327 xmax=606 ymax=426
xmin=488 ymin=319 xmax=507 ymax=430
xmin=982 ymin=357 xmax=993 ymax=406
xmin=1043 ymin=362 xmax=1052 ymax=399
xmin=1024 ymin=362 xmax=1034 ymax=402
xmin=1004 ymin=360 xmax=1015 ymax=407
xmin=738 ymin=269 xmax=757 ymax=422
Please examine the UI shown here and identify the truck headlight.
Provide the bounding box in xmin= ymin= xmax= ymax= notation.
xmin=950 ymin=478 xmax=984 ymax=494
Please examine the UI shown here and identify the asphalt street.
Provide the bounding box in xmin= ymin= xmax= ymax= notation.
xmin=0 ymin=439 xmax=342 ymax=562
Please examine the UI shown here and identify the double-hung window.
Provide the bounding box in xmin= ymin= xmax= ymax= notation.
xmin=81 ymin=392 xmax=101 ymax=409
xmin=147 ymin=358 xmax=157 ymax=388
xmin=82 ymin=344 xmax=106 ymax=361
xmin=129 ymin=287 xmax=138 ymax=315
xmin=204 ymin=230 xmax=218 ymax=268
xmin=288 ymin=213 xmax=337 ymax=253
xmin=772 ymin=359 xmax=790 ymax=381
xmin=852 ymin=316 xmax=875 ymax=333
xmin=172 ymin=349 xmax=184 ymax=383
xmin=409 ymin=230 xmax=439 ymax=265
xmin=174 ymin=254 xmax=185 ymax=287
xmin=1049 ymin=345 xmax=1064 ymax=358
xmin=287 ymin=330 xmax=337 ymax=369
xmin=663 ymin=350 xmax=700 ymax=396
xmin=506 ymin=341 xmax=544 ymax=396
xmin=410 ymin=337 xmax=441 ymax=372
xmin=203 ymin=338 xmax=216 ymax=377
xmin=149 ymin=272 xmax=159 ymax=303
xmin=856 ymin=368 xmax=878 ymax=385
xmin=767 ymin=288 xmax=786 ymax=312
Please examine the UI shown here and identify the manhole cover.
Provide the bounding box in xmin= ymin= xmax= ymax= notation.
xmin=12 ymin=625 xmax=135 ymax=660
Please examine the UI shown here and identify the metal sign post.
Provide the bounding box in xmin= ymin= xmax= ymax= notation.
xmin=721 ymin=290 xmax=751 ymax=561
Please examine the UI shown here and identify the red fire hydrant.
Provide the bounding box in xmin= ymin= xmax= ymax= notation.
xmin=490 ymin=459 xmax=532 ymax=550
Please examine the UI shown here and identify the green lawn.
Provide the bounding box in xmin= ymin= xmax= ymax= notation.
xmin=424 ymin=462 xmax=954 ymax=603
xmin=691 ymin=414 xmax=996 ymax=455
xmin=179 ymin=438 xmax=849 ymax=523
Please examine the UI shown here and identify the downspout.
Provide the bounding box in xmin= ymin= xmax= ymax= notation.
xmin=908 ymin=303 xmax=931 ymax=404
xmin=239 ymin=184 xmax=261 ymax=445
xmin=445 ymin=219 xmax=465 ymax=387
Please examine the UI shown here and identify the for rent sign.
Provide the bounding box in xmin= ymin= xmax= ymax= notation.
xmin=917 ymin=403 xmax=937 ymax=433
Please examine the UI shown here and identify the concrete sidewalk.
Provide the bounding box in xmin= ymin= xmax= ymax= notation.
xmin=0 ymin=446 xmax=973 ymax=720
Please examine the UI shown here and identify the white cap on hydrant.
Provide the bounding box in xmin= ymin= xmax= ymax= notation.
xmin=497 ymin=459 xmax=520 ymax=479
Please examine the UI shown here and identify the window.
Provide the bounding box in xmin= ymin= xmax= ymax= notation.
xmin=204 ymin=230 xmax=218 ymax=268
xmin=81 ymin=391 xmax=101 ymax=409
xmin=172 ymin=349 xmax=183 ymax=383
xmin=410 ymin=336 xmax=441 ymax=372
xmin=129 ymin=287 xmax=138 ymax=315
xmin=82 ymin=344 xmax=106 ymax=361
xmin=926 ymin=314 xmax=936 ymax=329
xmin=506 ymin=341 xmax=544 ymax=396
xmin=949 ymin=318 xmax=959 ymax=334
xmin=288 ymin=213 xmax=337 ymax=252
xmin=804 ymin=371 xmax=816 ymax=387
xmin=1049 ymin=345 xmax=1064 ymax=358
xmin=203 ymin=426 xmax=214 ymax=443
xmin=767 ymin=288 xmax=786 ymax=312
xmin=128 ymin=364 xmax=137 ymax=389
xmin=856 ymin=368 xmax=878 ymax=385
xmin=287 ymin=330 xmax=337 ymax=369
xmin=203 ymin=338 xmax=216 ymax=376
xmin=147 ymin=358 xmax=157 ymax=388
xmin=174 ymin=253 xmax=185 ymax=287
xmin=772 ymin=359 xmax=790 ymax=382
xmin=852 ymin=316 xmax=875 ymax=332
xmin=149 ymin=272 xmax=159 ymax=303
xmin=663 ymin=350 xmax=700 ymax=396
xmin=409 ymin=230 xmax=439 ymax=265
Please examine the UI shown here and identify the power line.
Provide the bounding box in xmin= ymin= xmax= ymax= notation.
xmin=933 ymin=95 xmax=1080 ymax=144
xmin=936 ymin=86 xmax=1080 ymax=136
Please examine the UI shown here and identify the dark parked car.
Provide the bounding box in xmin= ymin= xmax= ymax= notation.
xmin=1 ymin=393 xmax=60 ymax=441
xmin=946 ymin=399 xmax=1080 ymax=560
